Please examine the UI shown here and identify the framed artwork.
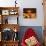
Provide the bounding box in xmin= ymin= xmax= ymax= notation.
xmin=23 ymin=8 xmax=36 ymax=19
xmin=2 ymin=10 xmax=9 ymax=15
xmin=9 ymin=10 xmax=18 ymax=15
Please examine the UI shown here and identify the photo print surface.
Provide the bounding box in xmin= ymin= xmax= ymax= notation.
xmin=23 ymin=8 xmax=36 ymax=19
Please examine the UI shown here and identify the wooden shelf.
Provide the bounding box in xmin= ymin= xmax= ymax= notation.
xmin=0 ymin=24 xmax=19 ymax=32
xmin=0 ymin=40 xmax=19 ymax=46
xmin=0 ymin=7 xmax=19 ymax=46
xmin=0 ymin=7 xmax=19 ymax=10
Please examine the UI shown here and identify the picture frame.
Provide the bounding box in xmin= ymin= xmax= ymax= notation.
xmin=9 ymin=10 xmax=18 ymax=15
xmin=2 ymin=10 xmax=9 ymax=15
xmin=23 ymin=8 xmax=36 ymax=19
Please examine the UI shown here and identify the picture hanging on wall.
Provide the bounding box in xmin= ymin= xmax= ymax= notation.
xmin=23 ymin=8 xmax=36 ymax=19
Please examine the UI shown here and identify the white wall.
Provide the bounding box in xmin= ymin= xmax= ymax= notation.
xmin=0 ymin=0 xmax=44 ymax=26
xmin=0 ymin=0 xmax=15 ymax=7
xmin=18 ymin=0 xmax=44 ymax=26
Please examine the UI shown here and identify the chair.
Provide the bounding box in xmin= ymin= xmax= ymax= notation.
xmin=21 ymin=28 xmax=41 ymax=46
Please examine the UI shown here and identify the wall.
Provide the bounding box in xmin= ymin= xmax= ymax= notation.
xmin=0 ymin=0 xmax=44 ymax=26
xmin=0 ymin=0 xmax=15 ymax=7
xmin=18 ymin=0 xmax=44 ymax=26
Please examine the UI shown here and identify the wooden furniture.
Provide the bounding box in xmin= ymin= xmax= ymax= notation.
xmin=0 ymin=24 xmax=19 ymax=31
xmin=0 ymin=41 xmax=2 ymax=46
xmin=0 ymin=7 xmax=19 ymax=46
xmin=2 ymin=41 xmax=19 ymax=46
xmin=1 ymin=24 xmax=19 ymax=46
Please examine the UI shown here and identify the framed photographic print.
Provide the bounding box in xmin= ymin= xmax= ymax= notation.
xmin=9 ymin=10 xmax=18 ymax=15
xmin=2 ymin=10 xmax=9 ymax=15
xmin=23 ymin=8 xmax=36 ymax=19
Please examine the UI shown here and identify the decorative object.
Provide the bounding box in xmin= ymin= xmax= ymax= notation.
xmin=2 ymin=16 xmax=8 ymax=24
xmin=5 ymin=18 xmax=8 ymax=24
xmin=1 ymin=28 xmax=13 ymax=41
xmin=0 ymin=7 xmax=19 ymax=24
xmin=9 ymin=10 xmax=18 ymax=15
xmin=25 ymin=36 xmax=38 ymax=46
xmin=13 ymin=32 xmax=18 ymax=41
xmin=23 ymin=8 xmax=36 ymax=19
xmin=15 ymin=0 xmax=17 ymax=7
xmin=2 ymin=10 xmax=9 ymax=15
xmin=8 ymin=16 xmax=18 ymax=24
xmin=13 ymin=28 xmax=18 ymax=41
